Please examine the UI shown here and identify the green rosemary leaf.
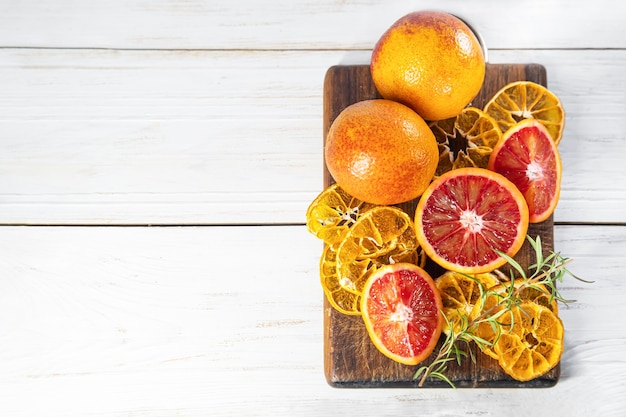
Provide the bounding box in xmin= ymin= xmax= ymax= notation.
xmin=496 ymin=250 xmax=526 ymax=279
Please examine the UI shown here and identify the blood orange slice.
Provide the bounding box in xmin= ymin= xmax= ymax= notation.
xmin=415 ymin=167 xmax=529 ymax=274
xmin=488 ymin=119 xmax=562 ymax=223
xmin=361 ymin=263 xmax=443 ymax=365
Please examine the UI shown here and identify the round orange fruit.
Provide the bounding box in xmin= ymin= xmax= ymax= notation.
xmin=371 ymin=10 xmax=486 ymax=121
xmin=361 ymin=263 xmax=443 ymax=365
xmin=415 ymin=167 xmax=529 ymax=274
xmin=488 ymin=119 xmax=562 ymax=223
xmin=324 ymin=99 xmax=438 ymax=205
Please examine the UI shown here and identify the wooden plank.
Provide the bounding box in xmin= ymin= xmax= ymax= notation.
xmin=0 ymin=224 xmax=622 ymax=415
xmin=0 ymin=49 xmax=624 ymax=225
xmin=322 ymin=63 xmax=557 ymax=388
xmin=0 ymin=0 xmax=624 ymax=50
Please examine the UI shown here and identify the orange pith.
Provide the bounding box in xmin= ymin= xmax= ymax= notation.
xmin=361 ymin=263 xmax=443 ymax=365
xmin=371 ymin=10 xmax=485 ymax=121
xmin=488 ymin=119 xmax=562 ymax=223
xmin=324 ymin=99 xmax=438 ymax=205
xmin=415 ymin=167 xmax=529 ymax=274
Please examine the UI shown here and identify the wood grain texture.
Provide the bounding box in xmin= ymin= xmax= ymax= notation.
xmin=322 ymin=64 xmax=556 ymax=388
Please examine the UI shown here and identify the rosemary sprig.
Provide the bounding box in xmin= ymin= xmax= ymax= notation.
xmin=414 ymin=235 xmax=591 ymax=388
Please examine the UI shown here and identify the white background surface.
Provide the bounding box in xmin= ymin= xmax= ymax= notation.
xmin=1 ymin=1 xmax=624 ymax=416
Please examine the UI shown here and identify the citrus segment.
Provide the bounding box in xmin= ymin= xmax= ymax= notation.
xmin=324 ymin=99 xmax=438 ymax=205
xmin=493 ymin=302 xmax=564 ymax=381
xmin=361 ymin=263 xmax=443 ymax=365
xmin=415 ymin=167 xmax=529 ymax=274
xmin=305 ymin=184 xmax=374 ymax=249
xmin=336 ymin=206 xmax=421 ymax=295
xmin=430 ymin=107 xmax=503 ymax=177
xmin=484 ymin=81 xmax=565 ymax=144
xmin=435 ymin=271 xmax=499 ymax=335
xmin=488 ymin=119 xmax=562 ymax=223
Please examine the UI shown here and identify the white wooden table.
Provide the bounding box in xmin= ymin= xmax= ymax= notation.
xmin=1 ymin=1 xmax=624 ymax=415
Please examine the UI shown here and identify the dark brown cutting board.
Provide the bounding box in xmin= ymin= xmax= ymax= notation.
xmin=322 ymin=63 xmax=558 ymax=388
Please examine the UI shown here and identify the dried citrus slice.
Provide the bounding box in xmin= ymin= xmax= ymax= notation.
xmin=430 ymin=107 xmax=503 ymax=177
xmin=415 ymin=167 xmax=529 ymax=274
xmin=435 ymin=271 xmax=499 ymax=335
xmin=305 ymin=184 xmax=374 ymax=249
xmin=470 ymin=279 xmax=559 ymax=359
xmin=336 ymin=206 xmax=421 ymax=295
xmin=484 ymin=81 xmax=565 ymax=145
xmin=361 ymin=263 xmax=443 ymax=365
xmin=494 ymin=302 xmax=564 ymax=382
xmin=319 ymin=246 xmax=361 ymax=315
xmin=488 ymin=119 xmax=562 ymax=223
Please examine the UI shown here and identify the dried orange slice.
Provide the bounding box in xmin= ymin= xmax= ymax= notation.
xmin=470 ymin=279 xmax=559 ymax=359
xmin=361 ymin=263 xmax=443 ymax=365
xmin=319 ymin=246 xmax=361 ymax=315
xmin=494 ymin=302 xmax=564 ymax=382
xmin=484 ymin=81 xmax=565 ymax=145
xmin=415 ymin=167 xmax=529 ymax=274
xmin=305 ymin=184 xmax=374 ymax=249
xmin=430 ymin=107 xmax=503 ymax=177
xmin=336 ymin=206 xmax=422 ymax=295
xmin=488 ymin=119 xmax=562 ymax=223
xmin=436 ymin=271 xmax=499 ymax=335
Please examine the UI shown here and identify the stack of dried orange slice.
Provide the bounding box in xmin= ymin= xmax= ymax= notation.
xmin=435 ymin=271 xmax=564 ymax=382
xmin=306 ymin=184 xmax=424 ymax=316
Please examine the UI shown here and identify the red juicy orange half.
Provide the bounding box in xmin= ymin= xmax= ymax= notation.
xmin=488 ymin=119 xmax=562 ymax=223
xmin=415 ymin=167 xmax=529 ymax=274
xmin=361 ymin=263 xmax=443 ymax=365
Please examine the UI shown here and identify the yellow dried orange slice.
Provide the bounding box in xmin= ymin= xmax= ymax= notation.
xmin=336 ymin=206 xmax=422 ymax=295
xmin=430 ymin=107 xmax=503 ymax=178
xmin=470 ymin=279 xmax=559 ymax=359
xmin=305 ymin=183 xmax=374 ymax=249
xmin=494 ymin=302 xmax=564 ymax=382
xmin=484 ymin=81 xmax=565 ymax=145
xmin=319 ymin=246 xmax=361 ymax=315
xmin=435 ymin=271 xmax=499 ymax=335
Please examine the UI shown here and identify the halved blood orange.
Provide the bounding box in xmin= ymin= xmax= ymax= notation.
xmin=415 ymin=167 xmax=529 ymax=274
xmin=361 ymin=263 xmax=443 ymax=365
xmin=488 ymin=119 xmax=562 ymax=223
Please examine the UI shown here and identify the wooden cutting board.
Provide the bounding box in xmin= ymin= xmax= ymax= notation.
xmin=322 ymin=63 xmax=558 ymax=388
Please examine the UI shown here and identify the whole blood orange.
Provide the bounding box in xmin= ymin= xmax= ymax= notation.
xmin=325 ymin=99 xmax=438 ymax=205
xmin=415 ymin=167 xmax=529 ymax=274
xmin=488 ymin=119 xmax=562 ymax=223
xmin=371 ymin=11 xmax=485 ymax=121
xmin=361 ymin=263 xmax=443 ymax=365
